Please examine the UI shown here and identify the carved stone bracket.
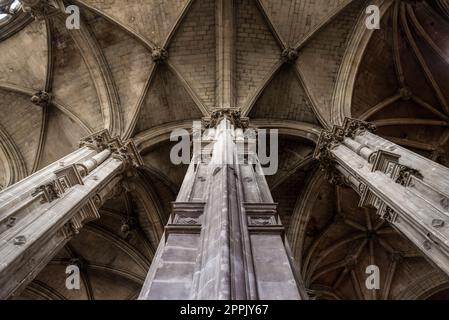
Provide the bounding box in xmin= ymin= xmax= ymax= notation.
xmin=109 ymin=139 xmax=144 ymax=174
xmin=79 ymin=130 xmax=143 ymax=173
xmin=79 ymin=129 xmax=112 ymax=152
xmin=202 ymin=108 xmax=249 ymax=129
xmin=368 ymin=149 xmax=423 ymax=187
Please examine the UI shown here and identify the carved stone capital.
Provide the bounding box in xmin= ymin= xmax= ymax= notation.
xmin=30 ymin=90 xmax=51 ymax=107
xmin=202 ymin=108 xmax=249 ymax=129
xmin=281 ymin=47 xmax=298 ymax=64
xmin=109 ymin=139 xmax=144 ymax=173
xmin=314 ymin=118 xmax=376 ymax=171
xmin=79 ymin=129 xmax=112 ymax=152
xmin=19 ymin=0 xmax=61 ymax=20
xmin=342 ymin=117 xmax=376 ymax=139
xmin=79 ymin=130 xmax=142 ymax=175
xmin=151 ymin=47 xmax=168 ymax=63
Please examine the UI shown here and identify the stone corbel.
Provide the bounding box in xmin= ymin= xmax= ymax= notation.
xmin=315 ymin=118 xmax=425 ymax=189
xmin=31 ymin=164 xmax=83 ymax=203
xmin=341 ymin=117 xmax=376 ymax=138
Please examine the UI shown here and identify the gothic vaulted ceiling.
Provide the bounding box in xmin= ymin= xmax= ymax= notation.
xmin=1 ymin=0 xmax=449 ymax=300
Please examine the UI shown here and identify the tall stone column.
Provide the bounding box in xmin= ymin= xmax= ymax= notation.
xmin=314 ymin=118 xmax=449 ymax=275
xmin=0 ymin=130 xmax=142 ymax=299
xmin=139 ymin=111 xmax=302 ymax=300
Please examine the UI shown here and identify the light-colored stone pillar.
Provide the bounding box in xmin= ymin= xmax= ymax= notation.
xmin=139 ymin=111 xmax=302 ymax=300
xmin=315 ymin=118 xmax=449 ymax=275
xmin=0 ymin=130 xmax=142 ymax=299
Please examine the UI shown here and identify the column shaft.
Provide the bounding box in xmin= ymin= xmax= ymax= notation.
xmin=315 ymin=118 xmax=449 ymax=276
xmin=139 ymin=113 xmax=302 ymax=300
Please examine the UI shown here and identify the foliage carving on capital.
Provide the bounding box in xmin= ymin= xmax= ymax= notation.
xmin=79 ymin=129 xmax=113 ymax=152
xmin=80 ymin=130 xmax=142 ymax=175
xmin=202 ymin=108 xmax=249 ymax=129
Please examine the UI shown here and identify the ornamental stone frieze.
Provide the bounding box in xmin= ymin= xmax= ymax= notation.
xmin=314 ymin=117 xmax=449 ymax=276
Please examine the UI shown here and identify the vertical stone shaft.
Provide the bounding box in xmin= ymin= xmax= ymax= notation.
xmin=192 ymin=117 xmax=244 ymax=299
xmin=216 ymin=0 xmax=235 ymax=109
xmin=315 ymin=118 xmax=449 ymax=276
xmin=139 ymin=114 xmax=302 ymax=300
xmin=0 ymin=130 xmax=142 ymax=299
